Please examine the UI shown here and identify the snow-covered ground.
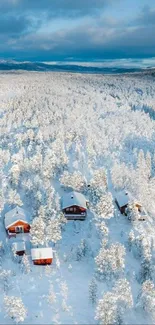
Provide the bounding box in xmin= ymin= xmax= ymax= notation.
xmin=0 ymin=71 xmax=155 ymax=324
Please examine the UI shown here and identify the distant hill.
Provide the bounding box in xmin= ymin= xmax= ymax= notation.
xmin=0 ymin=60 xmax=154 ymax=75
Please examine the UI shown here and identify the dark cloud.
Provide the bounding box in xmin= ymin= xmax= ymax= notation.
xmin=0 ymin=2 xmax=155 ymax=60
xmin=0 ymin=0 xmax=114 ymax=16
xmin=0 ymin=15 xmax=36 ymax=36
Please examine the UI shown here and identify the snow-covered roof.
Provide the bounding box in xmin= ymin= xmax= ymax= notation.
xmin=62 ymin=191 xmax=87 ymax=209
xmin=115 ymin=191 xmax=131 ymax=207
xmin=4 ymin=206 xmax=29 ymax=229
xmin=12 ymin=241 xmax=26 ymax=252
xmin=31 ymin=247 xmax=53 ymax=260
xmin=115 ymin=191 xmax=142 ymax=208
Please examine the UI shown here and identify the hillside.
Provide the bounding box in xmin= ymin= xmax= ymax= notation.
xmin=0 ymin=71 xmax=155 ymax=324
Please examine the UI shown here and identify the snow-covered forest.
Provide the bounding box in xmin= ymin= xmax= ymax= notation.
xmin=0 ymin=71 xmax=155 ymax=324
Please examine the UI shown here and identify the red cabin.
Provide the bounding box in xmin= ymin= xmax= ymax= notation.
xmin=4 ymin=206 xmax=30 ymax=237
xmin=31 ymin=247 xmax=53 ymax=265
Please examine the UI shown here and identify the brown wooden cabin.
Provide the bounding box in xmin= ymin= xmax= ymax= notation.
xmin=4 ymin=206 xmax=30 ymax=236
xmin=31 ymin=248 xmax=53 ymax=265
xmin=62 ymin=191 xmax=88 ymax=220
xmin=115 ymin=191 xmax=142 ymax=215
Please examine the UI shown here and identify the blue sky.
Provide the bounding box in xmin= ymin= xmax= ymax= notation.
xmin=0 ymin=0 xmax=155 ymax=61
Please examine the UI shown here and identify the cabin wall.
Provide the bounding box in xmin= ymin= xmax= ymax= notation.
xmin=33 ymin=258 xmax=53 ymax=265
xmin=120 ymin=205 xmax=128 ymax=215
xmin=8 ymin=220 xmax=30 ymax=233
xmin=115 ymin=199 xmax=128 ymax=215
xmin=63 ymin=205 xmax=86 ymax=215
xmin=16 ymin=250 xmax=25 ymax=256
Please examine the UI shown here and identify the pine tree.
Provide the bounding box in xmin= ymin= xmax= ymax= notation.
xmin=89 ymin=278 xmax=98 ymax=304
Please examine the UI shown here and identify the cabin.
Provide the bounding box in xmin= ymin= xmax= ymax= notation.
xmin=62 ymin=191 xmax=88 ymax=220
xmin=31 ymin=247 xmax=53 ymax=265
xmin=115 ymin=191 xmax=142 ymax=215
xmin=4 ymin=206 xmax=30 ymax=237
xmin=12 ymin=241 xmax=26 ymax=256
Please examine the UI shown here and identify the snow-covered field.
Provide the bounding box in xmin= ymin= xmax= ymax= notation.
xmin=0 ymin=71 xmax=155 ymax=324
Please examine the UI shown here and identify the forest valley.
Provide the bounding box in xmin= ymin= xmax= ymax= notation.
xmin=0 ymin=71 xmax=155 ymax=324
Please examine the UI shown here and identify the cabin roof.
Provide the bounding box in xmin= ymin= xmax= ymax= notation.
xmin=31 ymin=247 xmax=53 ymax=260
xmin=4 ymin=206 xmax=29 ymax=229
xmin=62 ymin=191 xmax=87 ymax=209
xmin=115 ymin=191 xmax=131 ymax=207
xmin=115 ymin=190 xmax=141 ymax=208
xmin=12 ymin=241 xmax=26 ymax=252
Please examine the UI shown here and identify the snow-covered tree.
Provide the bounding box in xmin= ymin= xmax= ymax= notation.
xmin=4 ymin=295 xmax=27 ymax=324
xmin=96 ymin=292 xmax=118 ymax=325
xmin=96 ymin=279 xmax=133 ymax=325
xmin=47 ymin=283 xmax=57 ymax=305
xmin=30 ymin=216 xmax=46 ymax=246
xmin=128 ymin=230 xmax=135 ymax=251
xmin=136 ymin=280 xmax=155 ymax=322
xmin=113 ymin=278 xmax=133 ymax=320
xmin=7 ymin=190 xmax=23 ymax=206
xmin=59 ymin=171 xmax=86 ymax=191
xmin=95 ymin=192 xmax=114 ymax=220
xmin=90 ymin=168 xmax=108 ymax=192
xmin=21 ymin=254 xmax=30 ymax=274
xmin=0 ymin=269 xmax=11 ymax=293
xmin=95 ymin=240 xmax=126 ymax=278
xmin=89 ymin=278 xmax=98 ymax=304
xmin=46 ymin=218 xmax=62 ymax=244
xmin=145 ymin=151 xmax=152 ymax=179
xmin=9 ymin=164 xmax=21 ymax=185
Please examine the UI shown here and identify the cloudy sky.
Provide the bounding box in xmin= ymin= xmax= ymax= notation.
xmin=0 ymin=0 xmax=155 ymax=61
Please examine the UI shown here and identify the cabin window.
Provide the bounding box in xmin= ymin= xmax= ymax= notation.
xmin=15 ymin=226 xmax=24 ymax=233
xmin=74 ymin=207 xmax=76 ymax=212
xmin=70 ymin=207 xmax=73 ymax=211
xmin=66 ymin=208 xmax=69 ymax=211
